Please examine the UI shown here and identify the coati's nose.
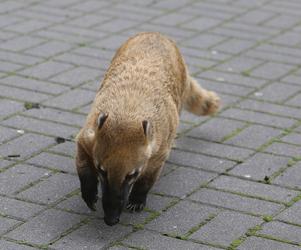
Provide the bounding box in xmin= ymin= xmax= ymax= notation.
xmin=104 ymin=216 xmax=120 ymax=226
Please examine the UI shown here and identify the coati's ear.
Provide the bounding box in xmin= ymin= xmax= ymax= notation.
xmin=97 ymin=113 xmax=108 ymax=130
xmin=142 ymin=120 xmax=151 ymax=139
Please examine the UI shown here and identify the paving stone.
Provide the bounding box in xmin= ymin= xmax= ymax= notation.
xmin=146 ymin=201 xmax=218 ymax=235
xmin=282 ymin=74 xmax=301 ymax=85
xmin=286 ymin=93 xmax=301 ymax=107
xmin=1 ymin=75 xmax=69 ymax=95
xmin=254 ymin=82 xmax=300 ymax=102
xmin=226 ymin=125 xmax=282 ymax=149
xmin=264 ymin=14 xmax=300 ymax=28
xmin=188 ymin=117 xmax=246 ymax=142
xmin=6 ymin=19 xmax=50 ymax=33
xmin=0 ymin=133 xmax=54 ymax=159
xmin=0 ymin=36 xmax=45 ymax=51
xmin=67 ymin=14 xmax=112 ymax=28
xmin=0 ymin=159 xmax=11 ymax=170
xmin=281 ymin=133 xmax=301 ymax=145
xmin=276 ymin=199 xmax=301 ymax=225
xmin=273 ymin=162 xmax=301 ymax=189
xmin=221 ymin=108 xmax=296 ymax=129
xmin=18 ymin=173 xmax=79 ymax=204
xmin=189 ymin=188 xmax=284 ymax=215
xmin=0 ymin=126 xmax=19 ymax=143
xmin=182 ymin=34 xmax=227 ymax=49
xmin=2 ymin=115 xmax=78 ymax=138
xmin=0 ymin=99 xmax=25 ymax=119
xmin=96 ymin=18 xmax=137 ymax=33
xmin=0 ymin=216 xmax=21 ymax=235
xmin=48 ymin=141 xmax=76 ymax=157
xmin=20 ymin=61 xmax=74 ymax=79
xmin=213 ymin=39 xmax=254 ymax=54
xmin=50 ymin=66 xmax=101 ymax=86
xmin=25 ymin=41 xmax=72 ymax=58
xmin=27 ymin=152 xmax=75 ymax=174
xmin=238 ymin=236 xmax=300 ymax=250
xmin=190 ymin=211 xmax=262 ymax=247
xmin=0 ymin=84 xmax=50 ymax=102
xmin=152 ymin=12 xmax=193 ymax=26
xmin=146 ymin=194 xmax=175 ymax=212
xmin=264 ymin=142 xmax=301 ymax=157
xmin=176 ymin=137 xmax=254 ymax=161
xmin=6 ymin=209 xmax=83 ymax=245
xmin=181 ymin=16 xmax=221 ymax=31
xmin=52 ymin=219 xmax=131 ymax=250
xmin=236 ymin=9 xmax=275 ymax=24
xmin=0 ymin=196 xmax=44 ymax=220
xmin=250 ymin=62 xmax=295 ymax=80
xmin=0 ymin=60 xmax=23 ymax=72
xmin=258 ymin=221 xmax=301 ymax=244
xmin=93 ymin=34 xmax=129 ymax=50
xmin=0 ymin=50 xmax=42 ymax=66
xmin=229 ymin=153 xmax=289 ymax=181
xmin=123 ymin=230 xmax=220 ymax=250
xmin=209 ymin=175 xmax=299 ymax=203
xmin=153 ymin=167 xmax=216 ymax=197
xmin=0 ymin=240 xmax=36 ymax=250
xmin=0 ymin=164 xmax=46 ymax=195
xmin=273 ymin=31 xmax=301 ymax=46
xmin=24 ymin=107 xmax=85 ymax=127
xmin=43 ymin=88 xmax=95 ymax=110
xmin=168 ymin=149 xmax=235 ymax=173
xmin=238 ymin=99 xmax=301 ymax=119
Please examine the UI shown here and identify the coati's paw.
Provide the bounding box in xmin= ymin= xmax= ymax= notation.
xmin=82 ymin=192 xmax=98 ymax=211
xmin=126 ymin=193 xmax=147 ymax=212
xmin=203 ymin=91 xmax=220 ymax=115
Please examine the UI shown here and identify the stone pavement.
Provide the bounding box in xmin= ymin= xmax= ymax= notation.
xmin=0 ymin=0 xmax=301 ymax=249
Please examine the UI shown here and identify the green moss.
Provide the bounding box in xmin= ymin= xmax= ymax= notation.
xmin=263 ymin=215 xmax=273 ymax=222
xmin=241 ymin=70 xmax=251 ymax=77
xmin=133 ymin=223 xmax=144 ymax=231
xmin=228 ymin=238 xmax=244 ymax=250
xmin=287 ymin=193 xmax=301 ymax=207
xmin=246 ymin=225 xmax=262 ymax=236
xmin=24 ymin=102 xmax=40 ymax=110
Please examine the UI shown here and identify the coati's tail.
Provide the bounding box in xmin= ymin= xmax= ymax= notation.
xmin=183 ymin=76 xmax=220 ymax=116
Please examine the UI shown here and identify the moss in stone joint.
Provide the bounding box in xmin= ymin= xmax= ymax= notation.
xmin=228 ymin=238 xmax=244 ymax=250
xmin=263 ymin=215 xmax=273 ymax=222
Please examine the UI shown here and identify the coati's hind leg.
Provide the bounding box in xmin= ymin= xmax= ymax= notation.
xmin=127 ymin=166 xmax=162 ymax=212
xmin=76 ymin=143 xmax=99 ymax=211
xmin=183 ymin=76 xmax=220 ymax=116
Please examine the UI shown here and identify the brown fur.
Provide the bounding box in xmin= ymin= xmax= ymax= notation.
xmin=76 ymin=32 xmax=220 ymax=216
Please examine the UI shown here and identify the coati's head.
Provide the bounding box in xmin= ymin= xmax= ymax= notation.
xmin=93 ymin=112 xmax=154 ymax=226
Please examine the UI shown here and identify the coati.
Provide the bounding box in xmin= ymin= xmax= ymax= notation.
xmin=75 ymin=32 xmax=220 ymax=226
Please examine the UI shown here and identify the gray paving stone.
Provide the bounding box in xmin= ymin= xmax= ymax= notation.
xmin=0 ymin=240 xmax=36 ymax=250
xmin=50 ymin=66 xmax=101 ymax=86
xmin=0 ymin=99 xmax=24 ymax=118
xmin=264 ymin=14 xmax=300 ymax=28
xmin=209 ymin=175 xmax=299 ymax=203
xmin=48 ymin=141 xmax=76 ymax=157
xmin=189 ymin=188 xmax=284 ymax=215
xmin=0 ymin=159 xmax=11 ymax=170
xmin=18 ymin=173 xmax=79 ymax=204
xmin=93 ymin=34 xmax=129 ymax=50
xmin=25 ymin=41 xmax=72 ymax=58
xmin=188 ymin=117 xmax=246 ymax=142
xmin=226 ymin=125 xmax=282 ymax=149
xmin=6 ymin=209 xmax=83 ymax=245
xmin=67 ymin=14 xmax=112 ymax=28
xmin=281 ymin=133 xmax=301 ymax=145
xmin=238 ymin=236 xmax=300 ymax=250
xmin=0 ymin=50 xmax=42 ymax=66
xmin=254 ymin=82 xmax=300 ymax=102
xmin=20 ymin=61 xmax=74 ymax=79
xmin=182 ymin=34 xmax=227 ymax=49
xmin=264 ymin=142 xmax=301 ymax=157
xmin=0 ymin=60 xmax=23 ymax=72
xmin=0 ymin=126 xmax=19 ymax=143
xmin=286 ymin=93 xmax=301 ymax=107
xmin=176 ymin=137 xmax=254 ymax=161
xmin=190 ymin=211 xmax=262 ymax=247
xmin=258 ymin=221 xmax=301 ymax=244
xmin=0 ymin=164 xmax=46 ymax=195
xmin=273 ymin=31 xmax=301 ymax=46
xmin=251 ymin=62 xmax=295 ymax=80
xmin=153 ymin=167 xmax=216 ymax=197
xmin=0 ymin=36 xmax=45 ymax=51
xmin=238 ymin=99 xmax=301 ymax=119
xmin=181 ymin=16 xmax=221 ymax=31
xmin=52 ymin=219 xmax=131 ymax=250
xmin=168 ymin=149 xmax=235 ymax=173
xmin=0 ymin=216 xmax=21 ymax=235
xmin=276 ymin=199 xmax=301 ymax=225
xmin=146 ymin=194 xmax=175 ymax=212
xmin=0 ymin=84 xmax=50 ymax=102
xmin=1 ymin=75 xmax=69 ymax=95
xmin=273 ymin=162 xmax=301 ymax=189
xmin=213 ymin=39 xmax=254 ymax=54
xmin=0 ymin=196 xmax=44 ymax=220
xmin=24 ymin=107 xmax=85 ymax=127
xmin=152 ymin=12 xmax=193 ymax=26
xmin=6 ymin=19 xmax=50 ymax=33
xmin=282 ymin=74 xmax=301 ymax=86
xmin=27 ymin=152 xmax=75 ymax=174
xmin=229 ymin=153 xmax=289 ymax=181
xmin=236 ymin=9 xmax=275 ymax=24
xmin=43 ymin=88 xmax=95 ymax=110
xmin=2 ymin=115 xmax=78 ymax=138
xmin=0 ymin=133 xmax=54 ymax=159
xmin=221 ymin=108 xmax=296 ymax=129
xmin=123 ymin=230 xmax=220 ymax=250
xmin=146 ymin=200 xmax=218 ymax=235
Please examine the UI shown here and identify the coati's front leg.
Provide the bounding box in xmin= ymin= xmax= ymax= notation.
xmin=127 ymin=162 xmax=164 ymax=212
xmin=76 ymin=142 xmax=98 ymax=211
